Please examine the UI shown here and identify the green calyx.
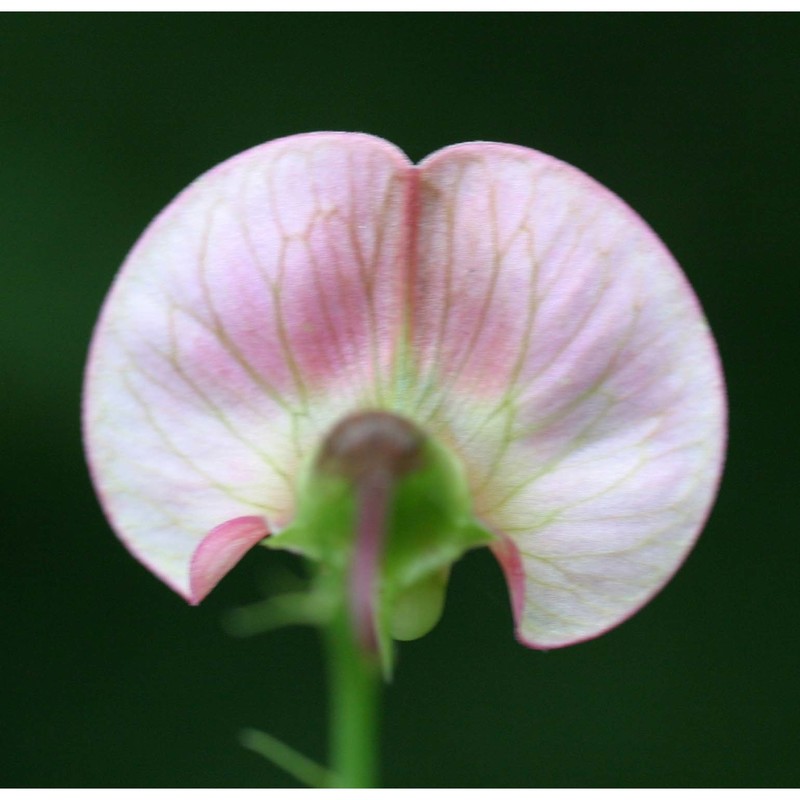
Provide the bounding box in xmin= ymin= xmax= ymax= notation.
xmin=266 ymin=410 xmax=493 ymax=671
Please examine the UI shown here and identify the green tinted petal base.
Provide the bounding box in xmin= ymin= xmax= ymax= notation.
xmin=267 ymin=410 xmax=493 ymax=671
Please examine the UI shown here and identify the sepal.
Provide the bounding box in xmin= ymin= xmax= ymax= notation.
xmin=268 ymin=415 xmax=493 ymax=670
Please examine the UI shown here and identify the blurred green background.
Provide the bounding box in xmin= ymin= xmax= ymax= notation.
xmin=2 ymin=12 xmax=798 ymax=788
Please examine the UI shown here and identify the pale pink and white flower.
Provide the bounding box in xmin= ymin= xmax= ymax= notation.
xmin=83 ymin=133 xmax=726 ymax=650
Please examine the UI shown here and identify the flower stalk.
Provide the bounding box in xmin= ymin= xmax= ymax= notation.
xmin=326 ymin=607 xmax=382 ymax=788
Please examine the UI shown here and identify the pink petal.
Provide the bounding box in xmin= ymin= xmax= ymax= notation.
xmin=414 ymin=142 xmax=726 ymax=649
xmin=189 ymin=516 xmax=270 ymax=605
xmin=83 ymin=133 xmax=413 ymax=600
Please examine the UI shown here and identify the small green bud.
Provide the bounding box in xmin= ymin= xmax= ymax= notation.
xmin=267 ymin=411 xmax=493 ymax=668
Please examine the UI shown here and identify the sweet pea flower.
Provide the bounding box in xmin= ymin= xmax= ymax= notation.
xmin=83 ymin=132 xmax=726 ymax=654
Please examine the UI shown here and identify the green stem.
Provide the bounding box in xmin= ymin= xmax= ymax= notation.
xmin=326 ymin=613 xmax=382 ymax=788
xmin=238 ymin=727 xmax=335 ymax=789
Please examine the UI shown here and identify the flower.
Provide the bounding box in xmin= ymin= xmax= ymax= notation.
xmin=83 ymin=132 xmax=726 ymax=651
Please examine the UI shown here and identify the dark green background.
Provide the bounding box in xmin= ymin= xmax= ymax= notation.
xmin=3 ymin=13 xmax=798 ymax=788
